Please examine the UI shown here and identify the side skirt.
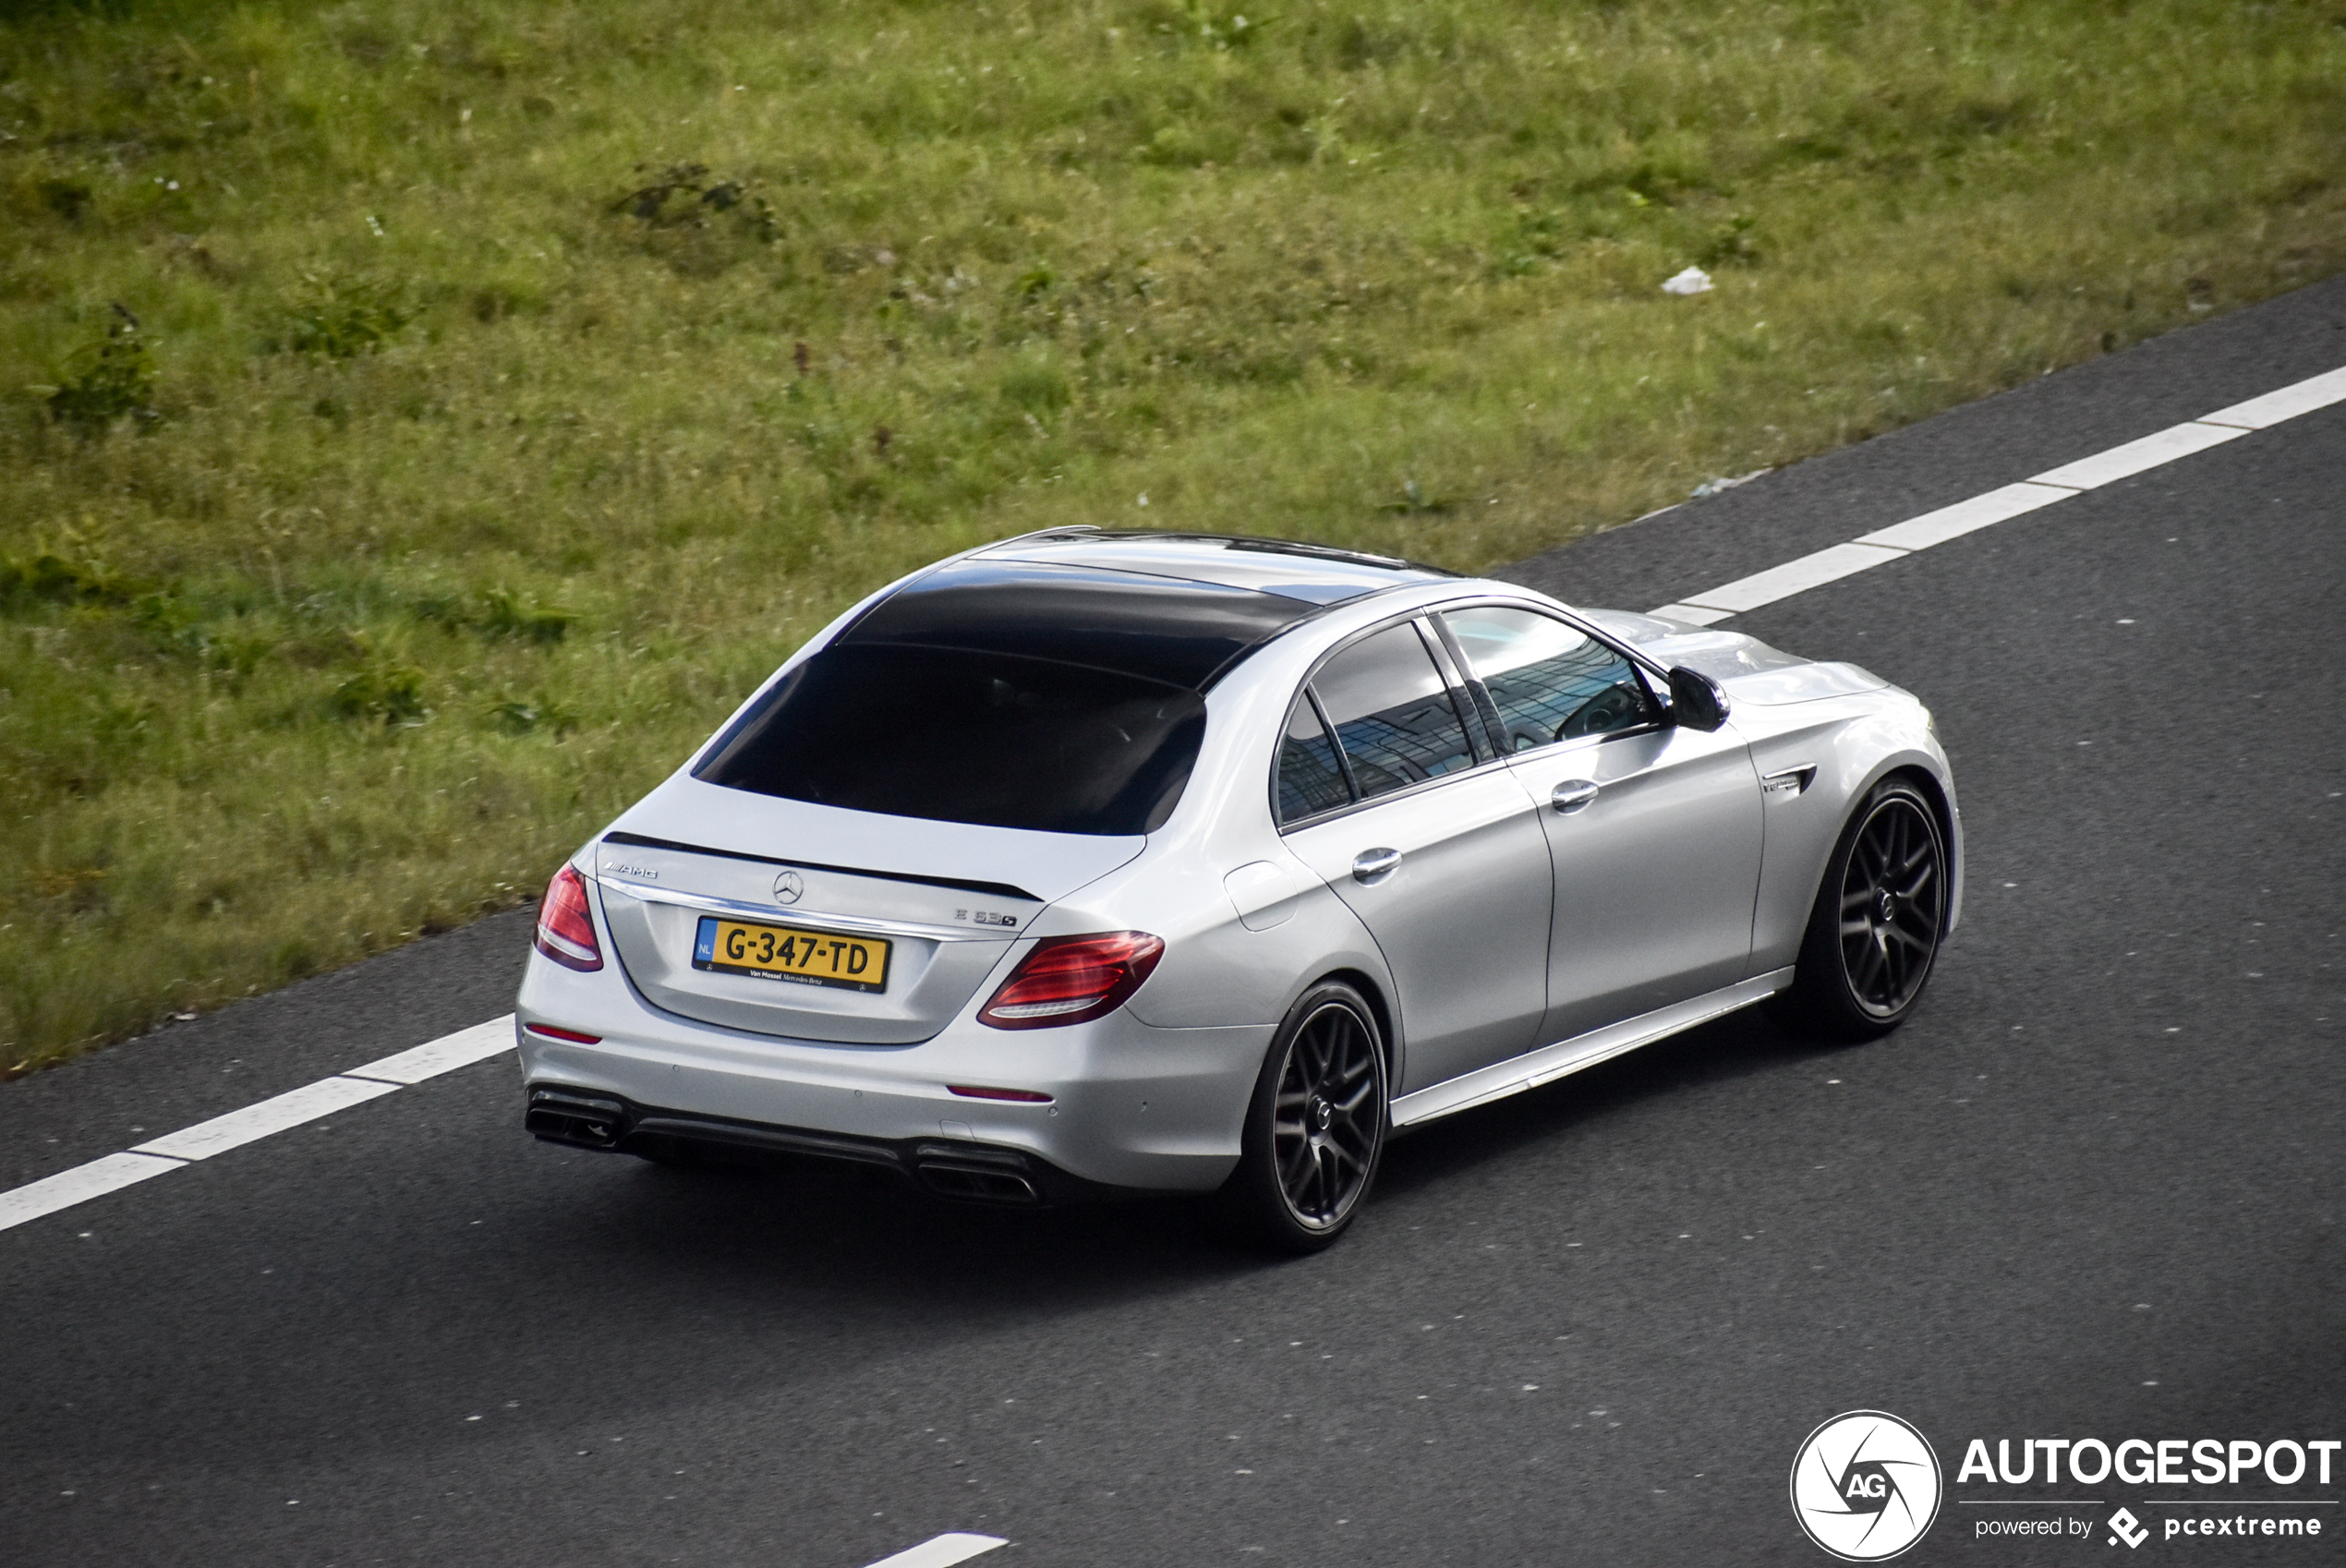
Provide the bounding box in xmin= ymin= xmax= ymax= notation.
xmin=1388 ymin=968 xmax=1796 ymax=1130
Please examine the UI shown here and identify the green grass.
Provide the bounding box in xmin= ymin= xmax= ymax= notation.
xmin=4 ymin=0 xmax=2343 ymax=1073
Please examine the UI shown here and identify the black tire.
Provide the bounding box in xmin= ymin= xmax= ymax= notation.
xmin=1218 ymin=981 xmax=1389 ymax=1254
xmin=1770 ymin=776 xmax=1949 ymax=1041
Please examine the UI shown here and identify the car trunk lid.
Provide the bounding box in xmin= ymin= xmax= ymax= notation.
xmin=592 ymin=775 xmax=1143 ymax=1043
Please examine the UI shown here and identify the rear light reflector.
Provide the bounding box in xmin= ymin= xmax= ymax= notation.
xmin=525 ymin=1023 xmax=602 ymax=1043
xmin=977 ymin=932 xmax=1163 ymax=1031
xmin=947 ymin=1085 xmax=1054 ymax=1103
xmin=533 ymin=864 xmax=603 ymax=971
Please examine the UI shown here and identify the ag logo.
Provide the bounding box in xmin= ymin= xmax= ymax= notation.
xmin=1790 ymin=1410 xmax=1943 ymax=1561
xmin=772 ymin=870 xmax=804 ymax=905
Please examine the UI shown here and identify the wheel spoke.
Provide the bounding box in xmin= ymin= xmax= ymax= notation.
xmin=1849 ymin=933 xmax=1886 ymax=997
xmin=1850 ymin=835 xmax=1881 ymax=886
xmin=1298 ymin=1021 xmax=1323 ymax=1081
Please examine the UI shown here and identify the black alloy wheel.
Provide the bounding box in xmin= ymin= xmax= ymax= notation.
xmin=1222 ymin=981 xmax=1388 ymax=1252
xmin=1772 ymin=777 xmax=1948 ymax=1040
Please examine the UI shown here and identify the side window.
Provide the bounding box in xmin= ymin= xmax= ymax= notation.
xmin=1440 ymin=606 xmax=1657 ymax=751
xmin=1311 ymin=623 xmax=1478 ymax=802
xmin=1276 ymin=695 xmax=1351 ymax=826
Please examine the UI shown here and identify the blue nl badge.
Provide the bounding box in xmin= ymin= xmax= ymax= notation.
xmin=694 ymin=916 xmax=717 ymax=964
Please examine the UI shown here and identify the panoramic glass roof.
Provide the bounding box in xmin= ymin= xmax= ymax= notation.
xmin=840 ymin=536 xmax=1451 ymax=689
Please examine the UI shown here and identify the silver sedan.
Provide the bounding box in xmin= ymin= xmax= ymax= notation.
xmin=516 ymin=529 xmax=1961 ymax=1249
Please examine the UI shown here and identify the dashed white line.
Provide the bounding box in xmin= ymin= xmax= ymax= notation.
xmin=1663 ymin=540 xmax=1907 ymax=619
xmin=0 ymin=1015 xmax=516 ymax=1234
xmin=0 ymin=1151 xmax=185 ymax=1231
xmin=1649 ymin=363 xmax=2346 ymax=625
xmin=2200 ymin=364 xmax=2346 ymax=428
xmin=2028 ymin=418 xmax=2246 ymax=489
xmin=1852 ymin=480 xmax=2077 ymax=552
xmin=344 ymin=1017 xmax=519 ymax=1086
xmin=130 ymin=1076 xmax=401 ymax=1162
xmin=861 ymin=1534 xmax=1008 ymax=1568
xmin=6 ymin=363 xmax=2346 ymax=1238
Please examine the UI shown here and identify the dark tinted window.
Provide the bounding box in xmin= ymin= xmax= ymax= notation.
xmin=1441 ymin=607 xmax=1656 ymax=750
xmin=695 ymin=645 xmax=1205 ymax=836
xmin=844 ymin=560 xmax=1315 ymax=690
xmin=1276 ymin=696 xmax=1350 ymax=826
xmin=1311 ymin=623 xmax=1477 ymax=801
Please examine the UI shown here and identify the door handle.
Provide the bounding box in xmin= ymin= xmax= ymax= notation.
xmin=1351 ymin=847 xmax=1403 ymax=884
xmin=1551 ymin=779 xmax=1601 ymax=814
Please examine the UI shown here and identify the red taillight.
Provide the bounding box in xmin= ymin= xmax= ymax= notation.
xmin=533 ymin=864 xmax=603 ymax=971
xmin=525 ymin=1023 xmax=602 ymax=1043
xmin=977 ymin=932 xmax=1163 ymax=1031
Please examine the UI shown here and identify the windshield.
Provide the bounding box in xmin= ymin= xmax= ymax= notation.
xmin=695 ymin=644 xmax=1207 ymax=836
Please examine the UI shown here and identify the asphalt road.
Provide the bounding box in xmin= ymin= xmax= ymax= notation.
xmin=5 ymin=278 xmax=2343 ymax=1568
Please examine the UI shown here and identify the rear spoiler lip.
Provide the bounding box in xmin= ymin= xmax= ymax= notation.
xmin=599 ymin=828 xmax=1042 ymax=905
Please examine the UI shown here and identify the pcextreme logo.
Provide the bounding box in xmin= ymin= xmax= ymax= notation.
xmin=1791 ymin=1410 xmax=1945 ymax=1561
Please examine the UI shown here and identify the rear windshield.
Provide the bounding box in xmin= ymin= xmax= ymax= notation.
xmin=695 ymin=644 xmax=1206 ymax=836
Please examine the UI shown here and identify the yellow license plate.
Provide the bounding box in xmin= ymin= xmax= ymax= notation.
xmin=693 ymin=916 xmax=890 ymax=993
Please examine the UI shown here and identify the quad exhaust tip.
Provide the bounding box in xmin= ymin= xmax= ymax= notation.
xmin=526 ymin=1089 xmax=625 ymax=1149
xmin=910 ymin=1140 xmax=1044 ymax=1205
xmin=524 ymin=1087 xmax=1057 ymax=1205
xmin=915 ymin=1163 xmax=1042 ymax=1204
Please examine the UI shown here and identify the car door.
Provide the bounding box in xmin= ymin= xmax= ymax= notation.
xmin=1277 ymin=620 xmax=1554 ymax=1095
xmin=1435 ymin=605 xmax=1764 ymax=1046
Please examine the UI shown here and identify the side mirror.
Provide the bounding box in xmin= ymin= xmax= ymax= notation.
xmin=1667 ymin=666 xmax=1731 ymax=731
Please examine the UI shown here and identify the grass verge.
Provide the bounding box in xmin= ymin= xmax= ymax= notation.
xmin=4 ymin=0 xmax=2344 ymax=1072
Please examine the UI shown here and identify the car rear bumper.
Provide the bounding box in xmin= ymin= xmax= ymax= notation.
xmin=516 ymin=949 xmax=1269 ymax=1194
xmin=524 ymin=1084 xmax=1131 ymax=1206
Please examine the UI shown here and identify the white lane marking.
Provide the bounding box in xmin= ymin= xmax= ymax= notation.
xmin=2200 ymin=364 xmax=2346 ymax=428
xmin=861 ymin=1535 xmax=1009 ymax=1568
xmin=1853 ymin=479 xmax=2078 ymax=551
xmin=345 ymin=1015 xmax=516 ymax=1085
xmin=1672 ymin=540 xmax=1907 ymax=615
xmin=131 ymin=1076 xmax=401 ymax=1161
xmin=2 ymin=1015 xmax=514 ymax=1232
xmin=1647 ymin=602 xmax=1736 ymax=627
xmin=2027 ymin=418 xmax=2247 ymax=488
xmin=1651 ymin=364 xmax=2344 ymax=622
xmin=0 ymin=1152 xmax=185 ymax=1233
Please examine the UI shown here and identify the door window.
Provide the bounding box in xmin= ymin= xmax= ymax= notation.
xmin=1276 ymin=695 xmax=1351 ymax=826
xmin=1440 ymin=607 xmax=1657 ymax=752
xmin=1311 ymin=623 xmax=1478 ymax=801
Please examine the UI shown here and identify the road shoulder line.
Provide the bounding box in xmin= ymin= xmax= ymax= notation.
xmin=1648 ymin=365 xmax=2346 ymax=626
